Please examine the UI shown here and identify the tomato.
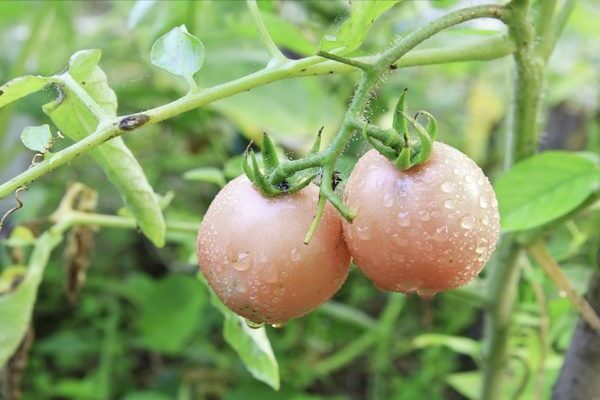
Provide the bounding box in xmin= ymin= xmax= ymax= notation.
xmin=342 ymin=143 xmax=500 ymax=298
xmin=197 ymin=176 xmax=351 ymax=324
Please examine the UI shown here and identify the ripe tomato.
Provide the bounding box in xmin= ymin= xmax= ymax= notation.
xmin=197 ymin=176 xmax=351 ymax=324
xmin=343 ymin=143 xmax=500 ymax=298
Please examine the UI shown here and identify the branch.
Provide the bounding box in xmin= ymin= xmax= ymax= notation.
xmin=0 ymin=4 xmax=510 ymax=204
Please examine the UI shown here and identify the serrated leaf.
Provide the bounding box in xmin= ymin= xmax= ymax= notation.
xmin=496 ymin=152 xmax=600 ymax=232
xmin=0 ymin=75 xmax=48 ymax=108
xmin=43 ymin=50 xmax=165 ymax=247
xmin=204 ymin=276 xmax=279 ymax=390
xmin=183 ymin=167 xmax=226 ymax=187
xmin=320 ymin=0 xmax=401 ymax=53
xmin=20 ymin=124 xmax=53 ymax=153
xmin=0 ymin=230 xmax=63 ymax=368
xmin=151 ymin=25 xmax=205 ymax=87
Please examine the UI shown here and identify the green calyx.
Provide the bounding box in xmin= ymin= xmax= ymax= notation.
xmin=363 ymin=90 xmax=438 ymax=170
xmin=243 ymin=132 xmax=319 ymax=197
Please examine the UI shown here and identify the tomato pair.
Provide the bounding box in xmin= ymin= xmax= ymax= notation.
xmin=196 ymin=142 xmax=500 ymax=324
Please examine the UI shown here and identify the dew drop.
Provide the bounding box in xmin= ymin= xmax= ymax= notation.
xmin=461 ymin=215 xmax=475 ymax=230
xmin=479 ymin=195 xmax=489 ymax=209
xmin=419 ymin=210 xmax=430 ymax=221
xmin=236 ymin=284 xmax=247 ymax=293
xmin=476 ymin=238 xmax=489 ymax=254
xmin=233 ymin=251 xmax=251 ymax=271
xmin=357 ymin=226 xmax=372 ymax=240
xmin=490 ymin=196 xmax=499 ymax=208
xmin=392 ymin=253 xmax=405 ymax=263
xmin=265 ymin=268 xmax=278 ymax=283
xmin=397 ymin=211 xmax=411 ymax=227
xmin=256 ymin=251 xmax=268 ymax=264
xmin=444 ymin=199 xmax=456 ymax=210
xmin=417 ymin=289 xmax=438 ymax=300
xmin=396 ymin=282 xmax=418 ymax=294
xmin=291 ymin=248 xmax=301 ymax=262
xmin=274 ymin=286 xmax=285 ymax=296
xmin=392 ymin=234 xmax=408 ymax=246
xmin=271 ymin=322 xmax=286 ymax=329
xmin=324 ymin=34 xmax=337 ymax=42
xmin=464 ymin=175 xmax=475 ymax=184
xmin=434 ymin=226 xmax=449 ymax=242
xmin=245 ymin=319 xmax=265 ymax=329
xmin=441 ymin=182 xmax=454 ymax=193
xmin=482 ymin=214 xmax=490 ymax=226
xmin=383 ymin=193 xmax=394 ymax=208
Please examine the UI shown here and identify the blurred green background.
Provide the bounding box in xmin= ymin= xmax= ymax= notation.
xmin=0 ymin=1 xmax=599 ymax=399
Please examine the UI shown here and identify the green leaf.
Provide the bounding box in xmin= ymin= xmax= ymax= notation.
xmin=0 ymin=230 xmax=63 ymax=368
xmin=0 ymin=266 xmax=26 ymax=294
xmin=205 ymin=277 xmax=280 ymax=390
xmin=151 ymin=25 xmax=205 ymax=88
xmin=183 ymin=167 xmax=226 ymax=187
xmin=0 ymin=75 xmax=48 ymax=108
xmin=446 ymin=371 xmax=480 ymax=400
xmin=320 ymin=0 xmax=401 ymax=53
xmin=43 ymin=50 xmax=166 ymax=247
xmin=134 ymin=274 xmax=206 ymax=354
xmin=20 ymin=124 xmax=53 ymax=153
xmin=4 ymin=226 xmax=36 ymax=247
xmin=495 ymin=152 xmax=600 ymax=232
xmin=412 ymin=334 xmax=480 ymax=360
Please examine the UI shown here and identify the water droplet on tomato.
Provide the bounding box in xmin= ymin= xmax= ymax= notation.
xmin=291 ymin=248 xmax=301 ymax=262
xmin=397 ymin=211 xmax=410 ymax=227
xmin=417 ymin=289 xmax=437 ymax=300
xmin=476 ymin=238 xmax=489 ymax=254
xmin=383 ymin=193 xmax=394 ymax=208
xmin=444 ymin=199 xmax=456 ymax=210
xmin=434 ymin=226 xmax=449 ymax=242
xmin=233 ymin=252 xmax=251 ymax=271
xmin=357 ymin=226 xmax=372 ymax=240
xmin=441 ymin=182 xmax=454 ymax=193
xmin=479 ymin=195 xmax=489 ymax=208
xmin=245 ymin=319 xmax=265 ymax=329
xmin=461 ymin=215 xmax=475 ymax=230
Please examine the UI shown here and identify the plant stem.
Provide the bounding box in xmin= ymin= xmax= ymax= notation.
xmin=246 ymin=0 xmax=287 ymax=63
xmin=481 ymin=235 xmax=521 ymax=400
xmin=64 ymin=211 xmax=199 ymax=234
xmin=267 ymin=4 xmax=508 ymax=218
xmin=0 ymin=18 xmax=513 ymax=199
xmin=481 ymin=0 xmax=568 ymax=397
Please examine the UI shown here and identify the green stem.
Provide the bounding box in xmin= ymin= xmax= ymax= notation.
xmin=481 ymin=235 xmax=521 ymax=400
xmin=64 ymin=211 xmax=199 ymax=234
xmin=370 ymin=294 xmax=405 ymax=400
xmin=246 ymin=0 xmax=287 ymax=63
xmin=480 ymin=0 xmax=571 ymax=397
xmin=58 ymin=73 xmax=112 ymax=122
xmin=267 ymin=4 xmax=507 ymax=219
xmin=0 ymin=17 xmax=513 ymax=199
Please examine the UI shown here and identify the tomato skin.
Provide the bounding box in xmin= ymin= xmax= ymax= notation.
xmin=197 ymin=176 xmax=351 ymax=324
xmin=343 ymin=143 xmax=500 ymax=296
